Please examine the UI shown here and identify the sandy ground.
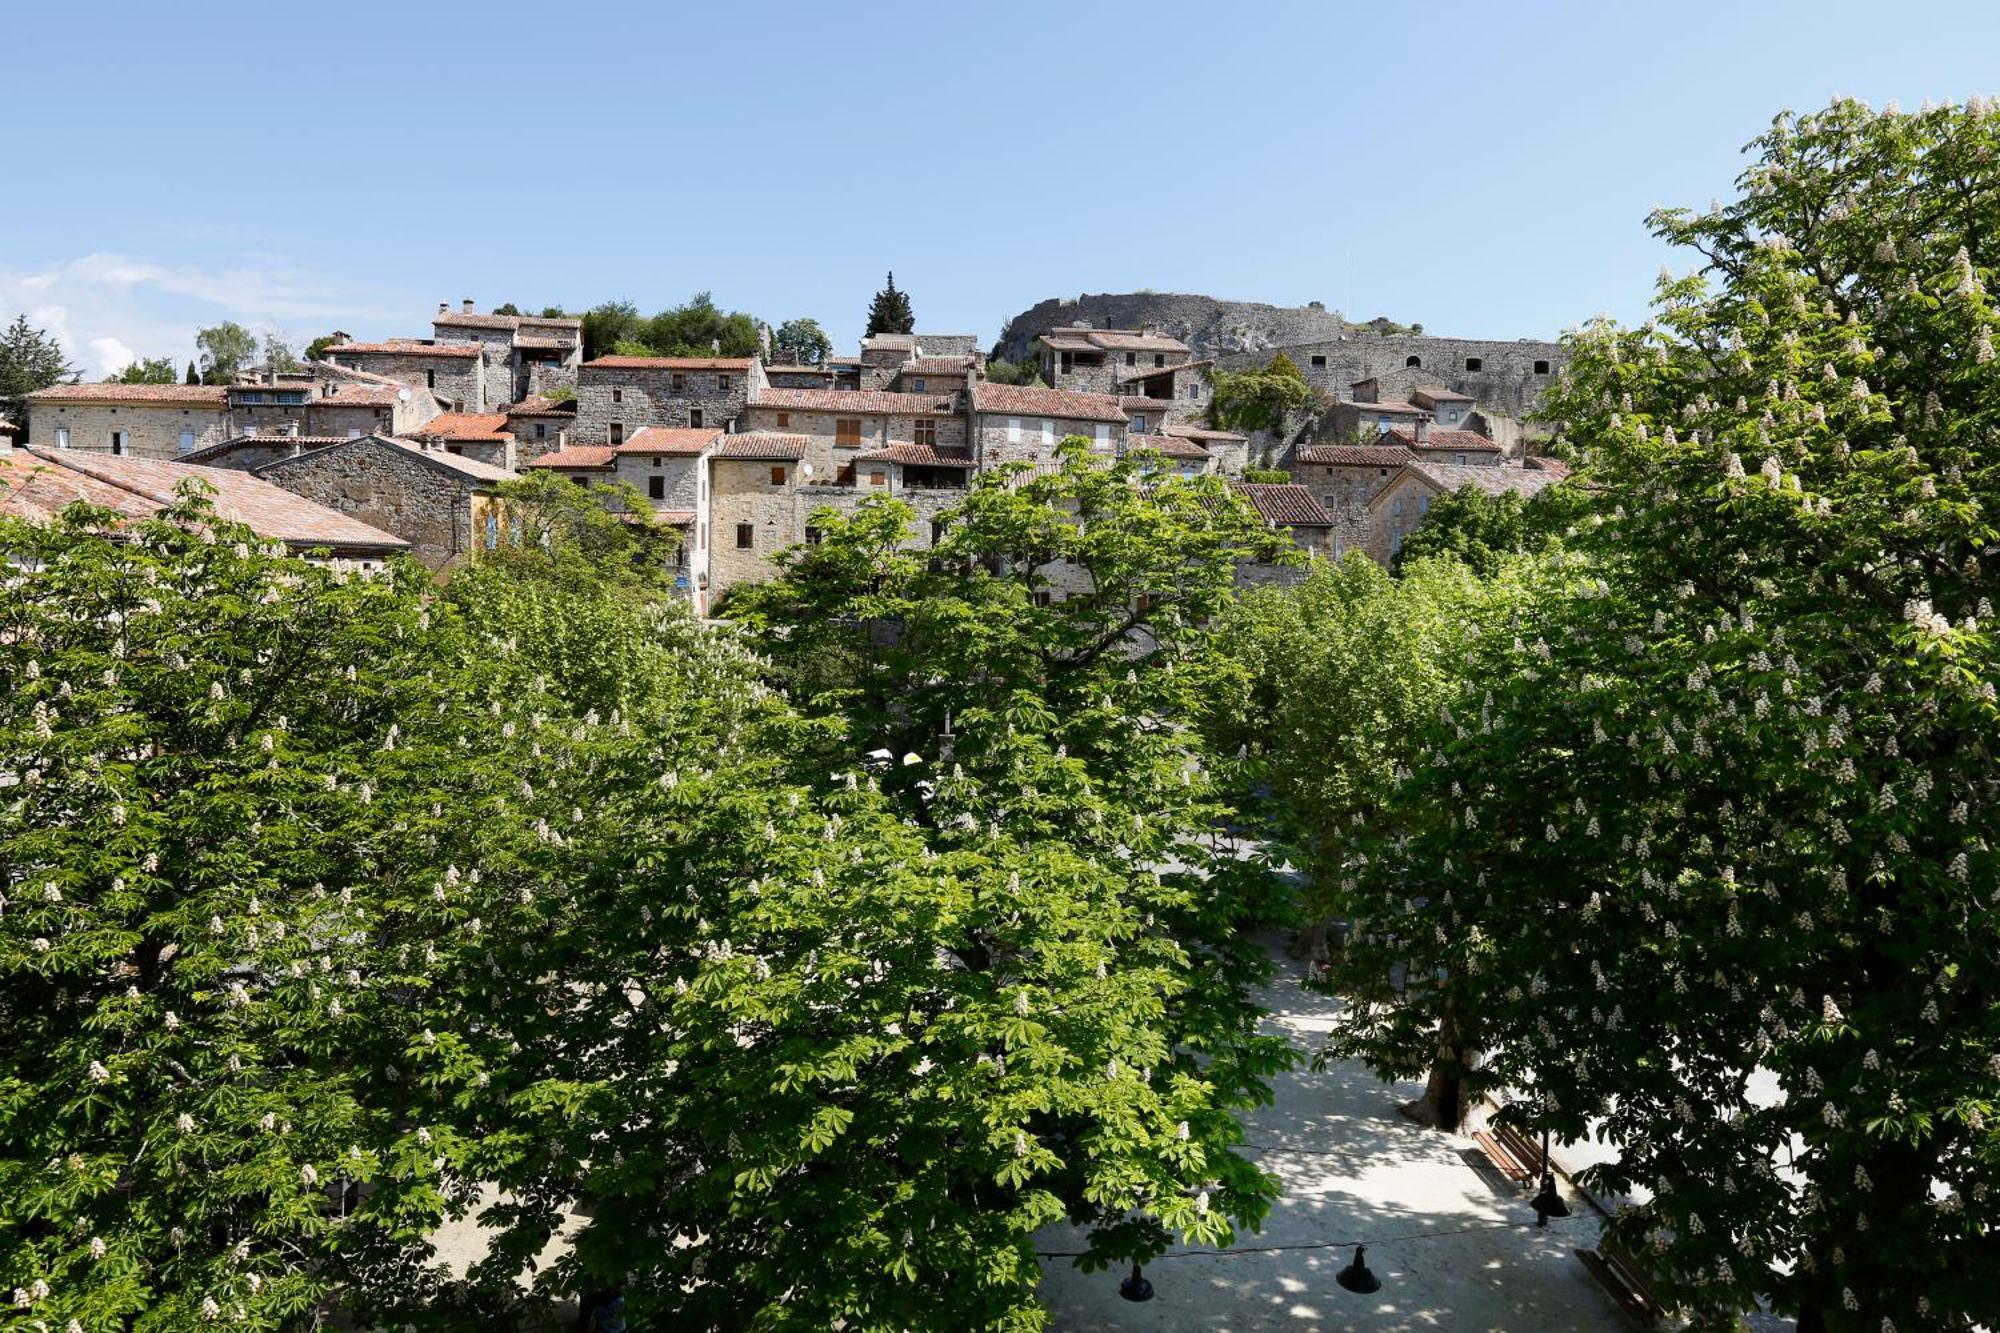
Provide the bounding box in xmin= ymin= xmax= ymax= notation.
xmin=1035 ymin=934 xmax=1634 ymax=1333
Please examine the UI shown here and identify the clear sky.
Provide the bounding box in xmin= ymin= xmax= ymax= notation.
xmin=8 ymin=0 xmax=2000 ymax=376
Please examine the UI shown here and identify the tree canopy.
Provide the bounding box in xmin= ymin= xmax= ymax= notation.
xmin=195 ymin=322 xmax=256 ymax=384
xmin=772 ymin=316 xmax=832 ymax=365
xmin=583 ymin=294 xmax=762 ymax=361
xmin=1326 ymin=98 xmax=2000 ymax=1331
xmin=865 ymin=272 xmax=914 ymax=337
xmin=1209 ymin=354 xmax=1317 ymax=434
xmin=1390 ymin=479 xmax=1581 ymax=576
xmin=107 ymin=356 xmax=178 ymax=385
xmin=0 ymin=314 xmax=76 ymax=423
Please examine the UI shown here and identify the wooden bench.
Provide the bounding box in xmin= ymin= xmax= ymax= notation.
xmin=1472 ymin=1122 xmax=1547 ymax=1185
xmin=1576 ymin=1236 xmax=1669 ymax=1323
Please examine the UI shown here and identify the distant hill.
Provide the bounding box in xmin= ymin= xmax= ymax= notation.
xmin=993 ymin=293 xmax=1414 ymax=363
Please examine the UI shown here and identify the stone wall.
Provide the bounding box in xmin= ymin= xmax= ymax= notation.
xmin=973 ymin=416 xmax=1124 ymax=471
xmin=996 ymin=293 xmax=1356 ymax=362
xmin=1222 ymin=333 xmax=1565 ymax=423
xmin=740 ymin=405 xmax=968 ymax=475
xmin=28 ymin=401 xmax=230 ymax=459
xmin=574 ymin=366 xmax=749 ymax=444
xmin=708 ymin=458 xmax=804 ymax=600
xmin=257 ymin=437 xmax=476 ymax=572
xmin=326 ymin=351 xmax=485 ymax=416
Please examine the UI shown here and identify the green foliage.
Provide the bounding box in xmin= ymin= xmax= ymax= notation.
xmin=586 ymin=295 xmax=762 ymax=360
xmin=1330 ymin=98 xmax=2000 ymax=1331
xmin=1209 ymin=356 xmax=1318 ymax=434
xmin=1390 ymin=480 xmax=1582 ymax=576
xmin=195 ymin=322 xmax=256 ymax=384
xmin=865 ymin=271 xmax=915 ymax=337
xmin=476 ymin=470 xmax=671 ymax=598
xmin=305 ymin=335 xmax=337 ymax=363
xmin=1240 ymin=467 xmax=1291 ymax=484
xmin=492 ymin=303 xmax=521 ymax=317
xmin=0 ymin=313 xmax=76 ymax=424
xmin=983 ymin=357 xmax=1044 ymax=387
xmin=184 ymin=361 xmax=199 ymax=385
xmin=260 ymin=333 xmax=300 ymax=373
xmin=580 ymin=301 xmax=641 ymax=360
xmin=773 ymin=316 xmax=832 ymax=365
xmin=107 ymin=356 xmax=178 ymax=385
xmin=537 ymin=307 xmax=567 ymax=320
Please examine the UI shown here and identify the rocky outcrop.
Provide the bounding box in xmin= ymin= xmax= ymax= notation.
xmin=994 ymin=292 xmax=1360 ymax=362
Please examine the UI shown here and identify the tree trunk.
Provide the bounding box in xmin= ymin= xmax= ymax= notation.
xmin=1400 ymin=1023 xmax=1473 ymax=1131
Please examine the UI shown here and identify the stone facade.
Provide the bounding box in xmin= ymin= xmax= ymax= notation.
xmin=574 ymin=357 xmax=752 ymax=443
xmin=968 ymin=382 xmax=1127 ymax=471
xmin=323 ymin=342 xmax=487 ymax=413
xmin=741 ymin=388 xmax=965 ymax=478
xmin=1227 ymin=334 xmax=1564 ymax=424
xmin=1036 ymin=328 xmax=1194 ymax=395
xmin=255 ymin=435 xmax=507 ymax=573
xmin=25 ymin=386 xmax=230 ymax=459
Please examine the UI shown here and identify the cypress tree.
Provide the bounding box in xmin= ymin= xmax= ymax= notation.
xmin=864 ymin=272 xmax=915 ymax=337
xmin=185 ymin=360 xmax=199 ymax=385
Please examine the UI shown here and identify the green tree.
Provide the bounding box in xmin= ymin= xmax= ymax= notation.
xmin=304 ymin=335 xmax=337 ymax=363
xmin=0 ymin=314 xmax=76 ymax=425
xmin=537 ymin=307 xmax=567 ymax=320
xmin=0 ymin=488 xmax=482 ymax=1329
xmin=195 ymin=322 xmax=256 ymax=384
xmin=636 ymin=292 xmax=761 ymax=359
xmin=1331 ymin=98 xmax=2000 ymax=1331
xmin=261 ymin=332 xmax=300 ymax=373
xmin=492 ymin=303 xmax=521 ymax=317
xmin=185 ymin=360 xmax=199 ymax=385
xmin=477 ymin=470 xmax=671 ymax=598
xmin=772 ymin=316 xmax=832 ymax=365
xmin=1390 ymin=480 xmax=1581 ymax=576
xmin=865 ymin=271 xmax=915 ymax=337
xmin=1209 ymin=355 xmax=1317 ymax=434
xmin=580 ymin=301 xmax=641 ymax=360
xmin=983 ymin=357 xmax=1044 ymax=387
xmin=107 ymin=356 xmax=178 ymax=385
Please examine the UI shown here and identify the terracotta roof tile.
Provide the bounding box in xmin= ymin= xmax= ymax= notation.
xmin=502 ymin=396 xmax=577 ymax=417
xmin=618 ymin=427 xmax=720 ymax=455
xmin=1233 ymin=482 xmax=1335 ymax=527
xmin=15 ymin=448 xmax=408 ymax=551
xmin=523 ymin=444 xmax=617 ymax=470
xmin=1340 ymin=397 xmax=1426 ymax=415
xmin=1127 ymin=434 xmax=1212 ymax=460
xmin=970 ymin=381 xmax=1126 ymax=424
xmin=1381 ymin=462 xmax=1558 ymax=503
xmin=327 ymin=341 xmax=483 ymax=360
xmin=1525 ymin=455 xmax=1572 ymax=477
xmin=749 ymin=387 xmax=957 ymax=415
xmin=1038 ymin=327 xmax=1191 ymax=354
xmin=711 ymin=434 xmax=808 ymax=461
xmin=1294 ymin=444 xmax=1419 ymax=467
xmin=1410 ymin=384 xmax=1474 ymax=404
xmin=1384 ymin=428 xmax=1502 ymax=453
xmin=852 ymin=443 xmax=976 ymax=466
xmin=433 ymin=312 xmax=580 ymax=332
xmin=1161 ymin=422 xmax=1248 ymax=443
xmin=411 ymin=412 xmax=511 ymax=443
xmin=903 ymin=356 xmax=977 ymax=374
xmin=27 ymin=383 xmax=227 ymax=406
xmin=581 ymin=355 xmax=753 ymax=371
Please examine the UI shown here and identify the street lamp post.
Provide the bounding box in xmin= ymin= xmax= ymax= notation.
xmin=1118 ymin=1260 xmax=1154 ymax=1302
xmin=1334 ymin=1244 xmax=1382 ymax=1294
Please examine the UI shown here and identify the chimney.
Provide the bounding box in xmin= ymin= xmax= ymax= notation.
xmin=463 ymin=299 xmax=476 ymax=314
xmin=286 ymin=422 xmax=299 ymax=437
xmin=330 ymin=330 xmax=351 ymax=347
xmin=264 ymin=367 xmax=278 ymax=386
xmin=439 ymin=302 xmax=449 ymax=316
xmin=1414 ymin=418 xmax=1431 ymax=445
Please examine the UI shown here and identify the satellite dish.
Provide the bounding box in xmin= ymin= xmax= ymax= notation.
xmin=397 ymin=388 xmax=411 ymax=402
xmin=800 ymin=462 xmax=814 ymax=478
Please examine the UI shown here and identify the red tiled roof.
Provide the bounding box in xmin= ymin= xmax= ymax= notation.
xmin=764 ymin=364 xmax=835 ymax=378
xmin=502 ymin=396 xmax=576 ymax=417
xmin=1233 ymin=482 xmax=1336 ymax=527
xmin=1379 ymin=462 xmax=1559 ymax=504
xmin=411 ymin=412 xmax=511 ymax=443
xmin=618 ymin=427 xmax=719 ymax=455
xmin=1161 ymin=423 xmax=1248 ymax=443
xmin=648 ymin=509 xmax=698 ymax=525
xmin=1411 ymin=384 xmax=1474 ymax=404
xmin=1127 ymin=434 xmax=1212 ymax=460
xmin=970 ymin=380 xmax=1126 ymax=424
xmin=1340 ymin=397 xmax=1426 ymax=415
xmin=523 ymin=445 xmax=616 ymax=470
xmin=27 ymin=383 xmax=227 ymax=405
xmin=712 ymin=435 xmax=807 ymax=461
xmin=433 ymin=312 xmax=580 ymax=332
xmin=1038 ymin=327 xmax=1191 ymax=354
xmin=1294 ymin=444 xmax=1419 ymax=467
xmin=904 ymin=356 xmax=976 ymax=374
xmin=749 ymin=387 xmax=957 ymax=415
xmin=14 ymin=448 xmax=408 ymax=552
xmin=581 ymin=355 xmax=752 ymax=371
xmin=317 ymin=384 xmax=407 ymax=406
xmin=1525 ymin=455 xmax=1572 ymax=477
xmin=1384 ymin=428 xmax=1502 ymax=453
xmin=852 ymin=443 xmax=976 ymax=467
xmin=328 ymin=341 xmax=483 ymax=360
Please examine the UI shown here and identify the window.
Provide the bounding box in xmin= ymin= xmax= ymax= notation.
xmin=54 ymin=425 xmax=68 ymax=449
xmin=1093 ymin=423 xmax=1110 ymax=448
xmin=769 ymin=465 xmax=786 ymax=486
xmin=1454 ymin=453 xmax=1467 ymax=465
xmin=179 ymin=430 xmax=195 ymax=453
xmin=535 ymin=423 xmax=547 ymax=439
xmin=610 ymin=422 xmax=625 ymax=444
xmin=1032 ymin=590 xmax=1053 ymax=608
xmin=348 ymin=428 xmax=362 ymax=438
xmin=612 ymin=388 xmax=623 ymax=404
xmin=1310 ymin=354 xmax=1327 ymax=369
xmin=736 ymin=523 xmax=754 ymax=549
xmin=1131 ymin=414 xmax=1148 ymax=434
xmin=911 ymin=377 xmax=926 ymax=392
xmin=914 ymin=418 xmax=936 ymax=448
xmin=1465 ymin=357 xmax=1484 ymax=372
xmin=869 ymin=470 xmax=886 ymax=486
xmin=484 ymin=512 xmax=499 ymax=550
xmin=717 ymin=375 xmax=731 ymax=391
xmin=426 ymin=370 xmax=436 ymax=389
xmin=776 ymin=412 xmax=789 ymax=427
xmin=688 ymin=408 xmax=704 ymax=428
xmin=1040 ymin=419 xmax=1054 ymax=444
xmin=1006 ymin=417 xmax=1021 ymax=443
xmin=836 ymin=417 xmax=862 ymax=446
xmin=1154 ymin=353 xmax=1166 ymax=367
xmin=805 ymin=526 xmax=823 ymax=546
xmin=835 ymin=464 xmax=855 ymax=485
xmin=649 ymin=475 xmax=666 ymax=499
xmin=671 ymin=373 xmax=687 ymax=393
xmin=448 ymin=445 xmax=463 ymax=455
xmin=930 ymin=519 xmax=946 ymax=545
xmin=1534 ymin=359 xmax=1551 ymax=374
xmin=1405 ymin=356 xmax=1422 ymax=368
xmin=652 ymin=456 xmax=663 ymax=467
xmin=111 ymin=431 xmax=127 ymax=456
xmin=1125 ymin=352 xmax=1136 ymax=366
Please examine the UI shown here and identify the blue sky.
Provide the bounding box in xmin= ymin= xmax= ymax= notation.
xmin=7 ymin=0 xmax=2000 ymax=376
